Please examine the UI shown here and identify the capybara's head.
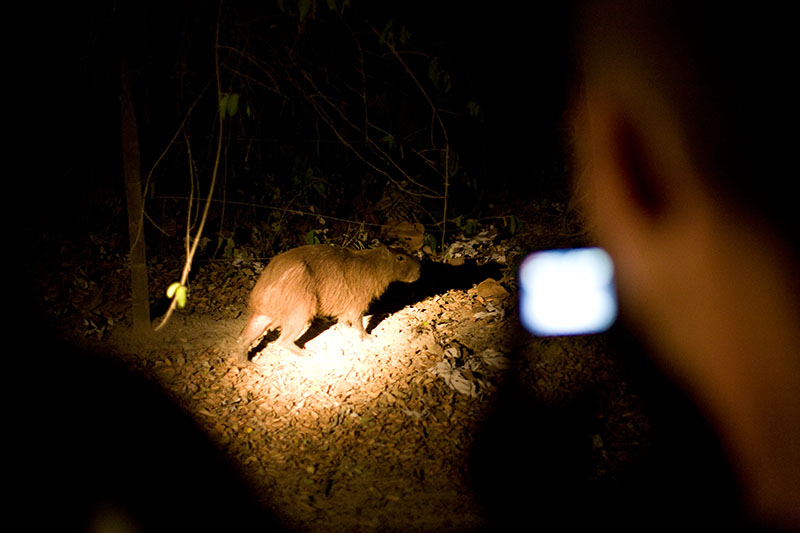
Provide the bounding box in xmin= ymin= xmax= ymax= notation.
xmin=382 ymin=247 xmax=421 ymax=284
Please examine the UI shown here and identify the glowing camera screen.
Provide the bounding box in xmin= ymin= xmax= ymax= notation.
xmin=519 ymin=247 xmax=617 ymax=336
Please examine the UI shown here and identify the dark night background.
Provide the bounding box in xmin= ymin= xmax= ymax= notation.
xmin=16 ymin=1 xmax=758 ymax=531
xmin=31 ymin=0 xmax=573 ymax=250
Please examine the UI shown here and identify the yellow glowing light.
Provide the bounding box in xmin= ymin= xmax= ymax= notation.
xmin=241 ymin=316 xmax=420 ymax=412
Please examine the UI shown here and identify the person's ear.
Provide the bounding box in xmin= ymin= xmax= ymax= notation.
xmin=576 ymin=85 xmax=699 ymax=234
xmin=606 ymin=110 xmax=670 ymax=220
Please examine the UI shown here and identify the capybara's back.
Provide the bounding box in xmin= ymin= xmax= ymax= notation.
xmin=237 ymin=244 xmax=420 ymax=362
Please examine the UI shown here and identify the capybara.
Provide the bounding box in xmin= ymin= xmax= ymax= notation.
xmin=237 ymin=244 xmax=420 ymax=363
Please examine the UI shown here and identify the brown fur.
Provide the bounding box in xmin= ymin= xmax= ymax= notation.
xmin=237 ymin=245 xmax=420 ymax=362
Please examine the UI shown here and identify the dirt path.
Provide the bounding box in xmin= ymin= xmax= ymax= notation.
xmin=96 ymin=262 xmax=647 ymax=531
xmin=37 ymin=210 xmax=652 ymax=531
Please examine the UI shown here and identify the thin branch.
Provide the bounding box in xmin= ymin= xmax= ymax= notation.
xmin=155 ymin=4 xmax=226 ymax=332
xmin=131 ymin=84 xmax=209 ymax=252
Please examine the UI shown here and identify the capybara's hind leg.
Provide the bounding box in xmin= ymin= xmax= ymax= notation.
xmin=237 ymin=314 xmax=272 ymax=363
xmin=275 ymin=314 xmax=310 ymax=356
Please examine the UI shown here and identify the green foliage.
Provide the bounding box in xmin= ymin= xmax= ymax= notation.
xmin=444 ymin=149 xmax=459 ymax=177
xmin=166 ymin=282 xmax=188 ymax=308
xmin=453 ymin=215 xmax=478 ymax=236
xmin=292 ymin=165 xmax=329 ymax=200
xmin=424 ymin=233 xmax=438 ymax=253
xmin=298 ymin=0 xmax=312 ymax=21
xmin=459 ymin=170 xmax=478 ymax=192
xmin=466 ymin=100 xmax=482 ymax=119
xmin=505 ymin=214 xmax=522 ymax=235
xmin=215 ymin=235 xmax=237 ymax=258
xmin=325 ymin=0 xmax=350 ymax=15
xmin=219 ymin=92 xmax=240 ymax=119
xmin=304 ymin=229 xmax=322 ymax=245
xmin=380 ymin=134 xmax=395 ymax=149
xmin=378 ymin=20 xmax=412 ymax=49
xmin=428 ymin=58 xmax=451 ymax=94
xmin=380 ymin=134 xmax=404 ymax=159
xmin=280 ymin=0 xmax=350 ymax=18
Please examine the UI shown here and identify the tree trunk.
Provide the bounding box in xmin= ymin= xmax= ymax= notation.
xmin=120 ymin=57 xmax=151 ymax=335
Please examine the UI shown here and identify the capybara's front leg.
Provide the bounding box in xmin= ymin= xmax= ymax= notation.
xmin=340 ymin=310 xmax=369 ymax=340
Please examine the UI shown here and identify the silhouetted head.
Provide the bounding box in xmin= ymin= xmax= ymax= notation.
xmin=572 ymin=1 xmax=800 ymax=527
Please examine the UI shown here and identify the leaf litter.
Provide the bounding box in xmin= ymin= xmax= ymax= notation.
xmin=45 ymin=209 xmax=653 ymax=532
